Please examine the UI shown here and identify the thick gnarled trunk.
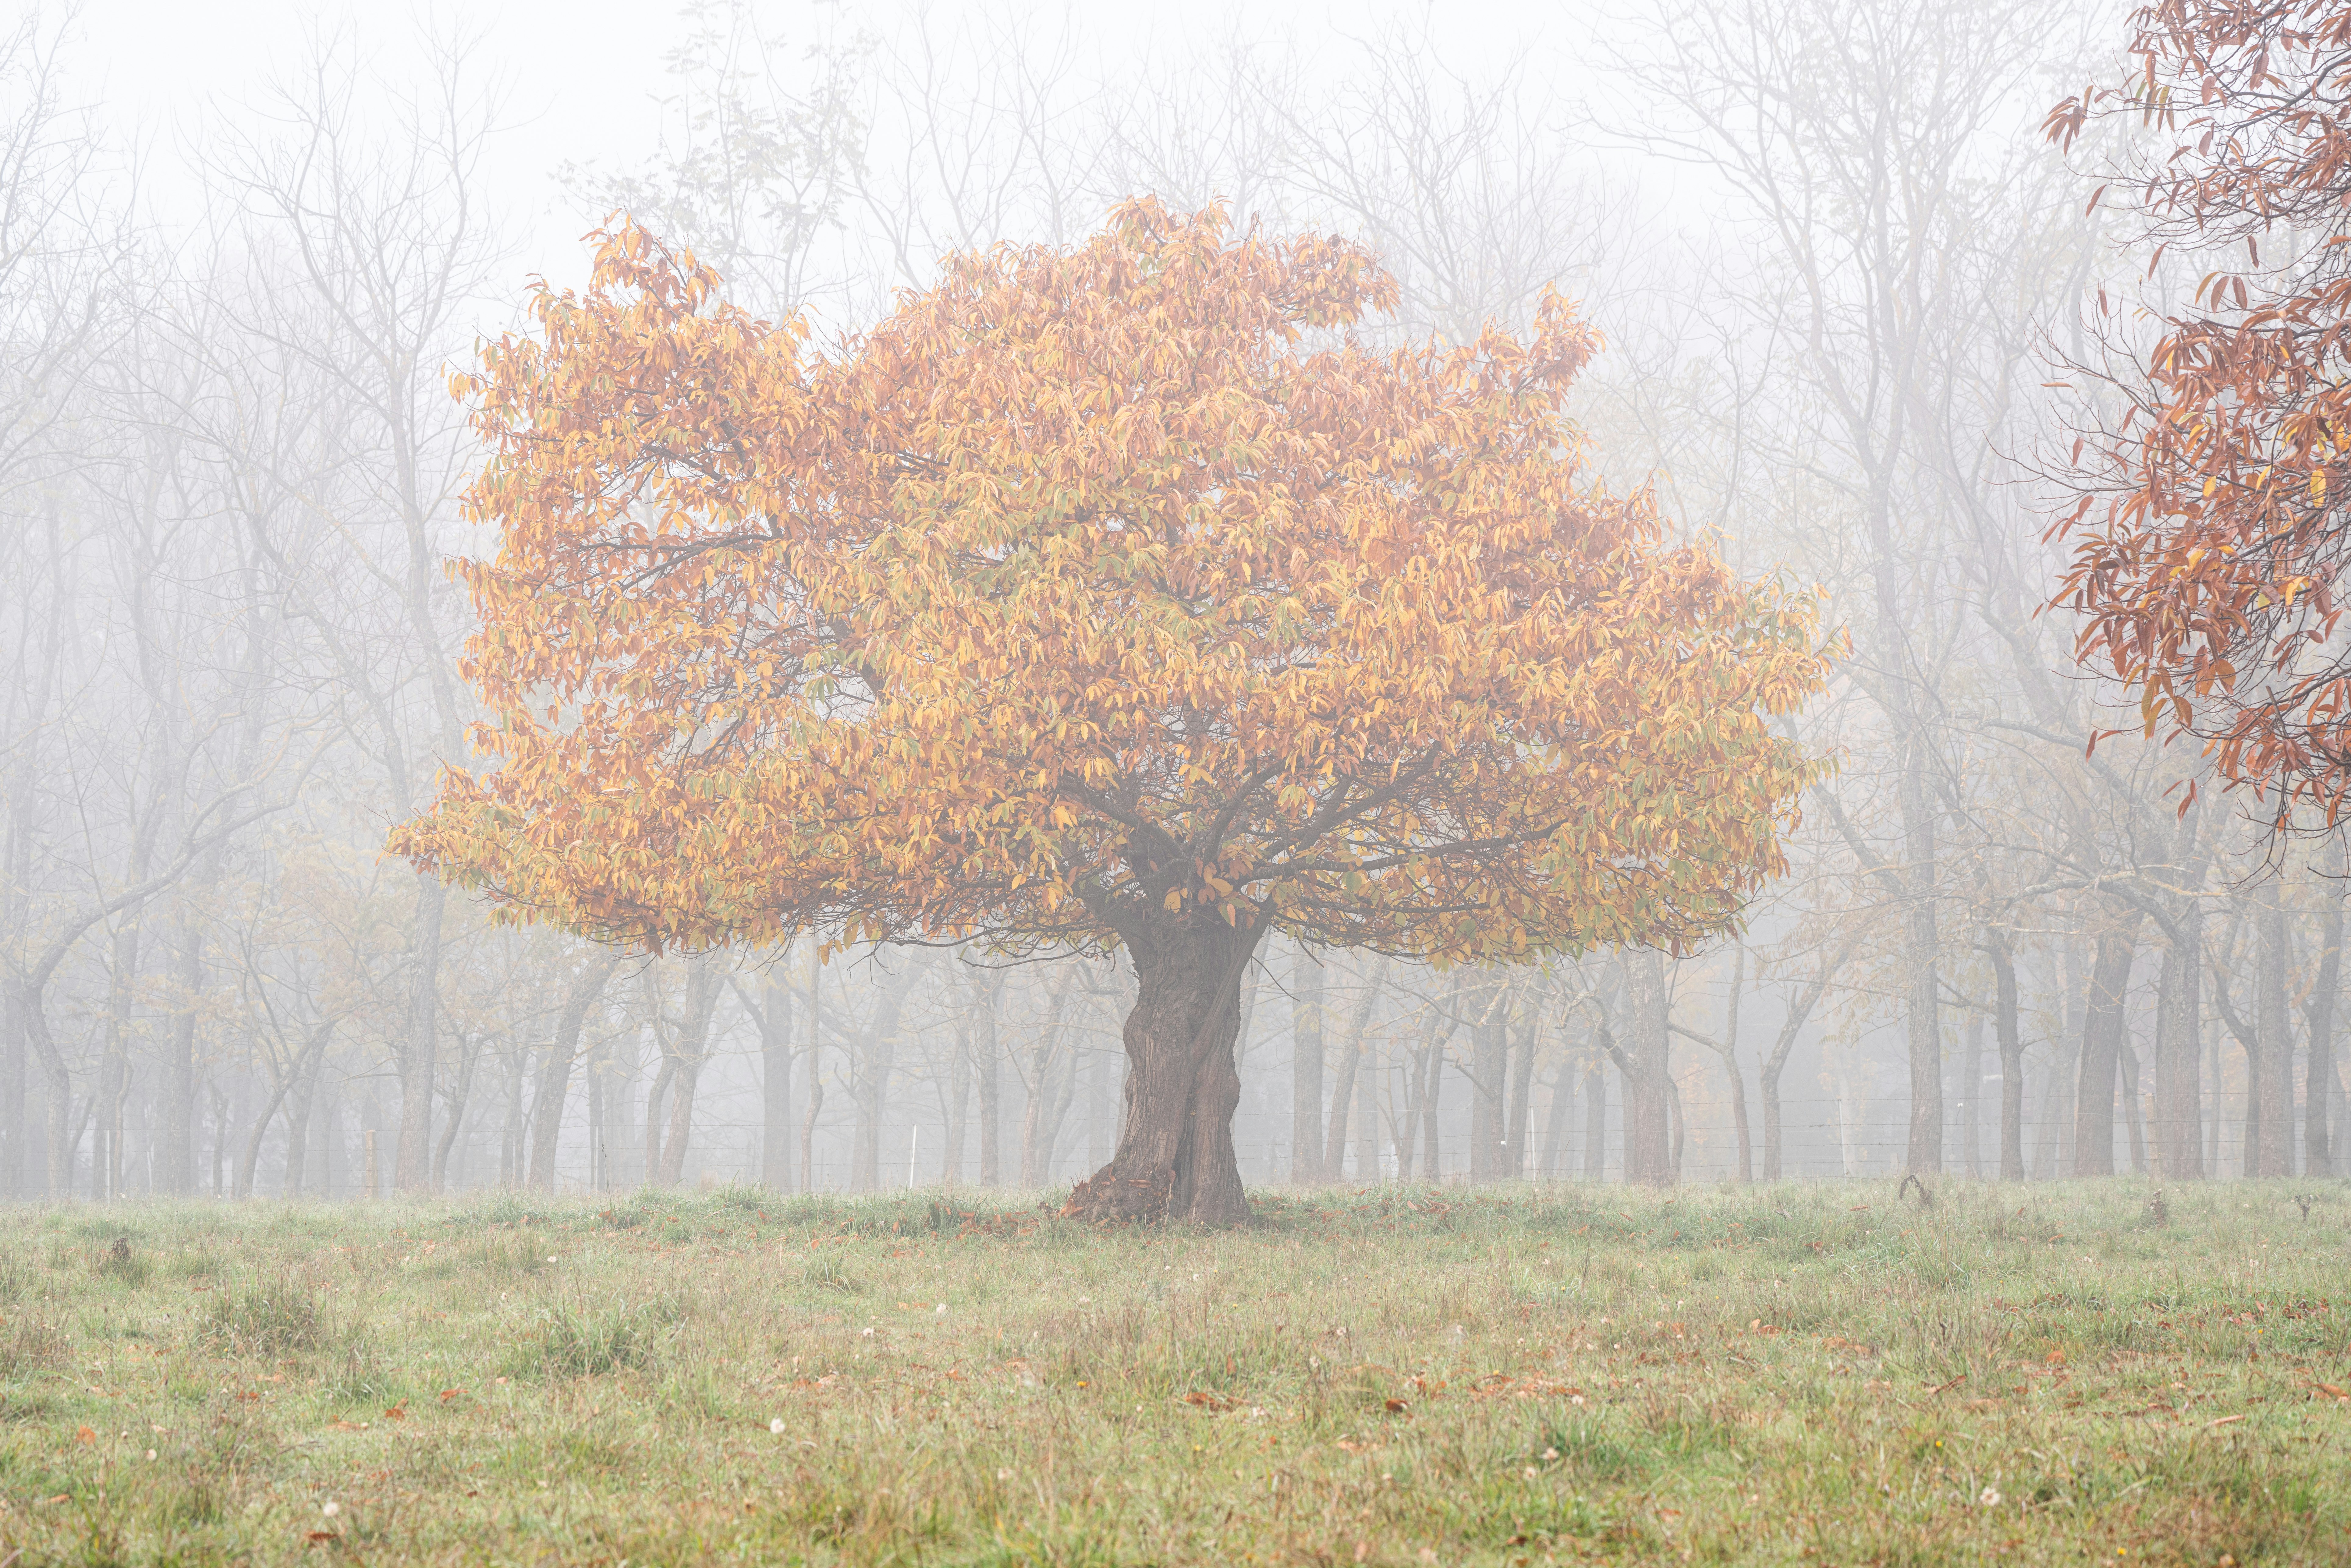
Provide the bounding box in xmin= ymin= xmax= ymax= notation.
xmin=1065 ymin=915 xmax=1263 ymax=1226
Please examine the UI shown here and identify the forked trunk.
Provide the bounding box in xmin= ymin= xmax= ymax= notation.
xmin=1064 ymin=914 xmax=1264 ymax=1226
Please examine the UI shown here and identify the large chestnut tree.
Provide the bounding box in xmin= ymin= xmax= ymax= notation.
xmin=393 ymin=202 xmax=1829 ymax=1221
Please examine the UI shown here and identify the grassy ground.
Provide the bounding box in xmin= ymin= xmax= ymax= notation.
xmin=0 ymin=1180 xmax=2345 ymax=1566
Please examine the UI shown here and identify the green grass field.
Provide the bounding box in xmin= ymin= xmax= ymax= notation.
xmin=0 ymin=1179 xmax=2344 ymax=1566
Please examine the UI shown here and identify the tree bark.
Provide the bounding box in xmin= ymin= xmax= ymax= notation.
xmin=1505 ymin=1004 xmax=1539 ymax=1180
xmin=1321 ymin=960 xmax=1385 ymax=1182
xmin=160 ymin=889 xmax=208 ymax=1193
xmin=1063 ymin=914 xmax=1264 ymax=1225
xmin=2209 ymin=918 xmax=2264 ymax=1178
xmin=1614 ymin=952 xmax=1675 ymax=1188
xmin=851 ymin=957 xmax=918 ymax=1192
xmin=2119 ymin=1040 xmax=2148 ymax=1175
xmin=1581 ymin=1054 xmax=1607 ymax=1181
xmin=2072 ymin=915 xmax=2143 ymax=1176
xmin=283 ymin=1032 xmax=330 ymax=1197
xmin=435 ymin=1028 xmax=482 ymax=1191
xmin=398 ymin=872 xmax=445 ymax=1191
xmin=1713 ymin=949 xmax=1752 ymax=1183
xmin=2257 ymin=887 xmax=2292 ymax=1177
xmin=801 ymin=944 xmax=823 ymax=1191
xmin=1539 ymin=1060 xmax=1573 ymax=1180
xmin=1900 ymin=738 xmax=1943 ymax=1175
xmin=974 ymin=972 xmax=1001 ymax=1187
xmin=943 ymin=1010 xmax=969 ymax=1188
xmin=1469 ymin=981 xmax=1508 ymax=1182
xmin=646 ymin=954 xmax=721 ymax=1188
xmin=1322 ymin=1036 xmax=1361 ymax=1183
xmin=1988 ymin=934 xmax=2026 ymax=1181
xmin=1959 ymin=1007 xmax=1983 ymax=1179
xmin=2155 ymin=911 xmax=2204 ymax=1179
xmin=1 ymin=988 xmax=21 ymax=1200
xmin=532 ymin=949 xmax=619 ymax=1191
xmin=2302 ymin=853 xmax=2342 ymax=1178
xmin=1290 ymin=945 xmax=1323 ymax=1182
xmin=759 ymin=972 xmax=794 ymax=1190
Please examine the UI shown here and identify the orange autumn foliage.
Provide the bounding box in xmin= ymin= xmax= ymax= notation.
xmin=392 ymin=201 xmax=1827 ymax=968
xmin=2048 ymin=2 xmax=2351 ymax=822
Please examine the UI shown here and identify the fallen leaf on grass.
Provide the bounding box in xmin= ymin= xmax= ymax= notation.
xmin=1383 ymin=1398 xmax=1409 ymax=1414
xmin=382 ymin=1403 xmax=407 ymax=1421
xmin=74 ymin=1426 xmax=94 ymax=1445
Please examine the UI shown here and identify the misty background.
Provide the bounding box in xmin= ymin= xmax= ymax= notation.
xmin=7 ymin=0 xmax=2317 ymax=1205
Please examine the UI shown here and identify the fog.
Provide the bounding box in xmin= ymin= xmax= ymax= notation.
xmin=5 ymin=0 xmax=2327 ymax=1208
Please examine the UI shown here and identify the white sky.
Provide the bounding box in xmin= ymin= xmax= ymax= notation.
xmin=77 ymin=0 xmax=1576 ymax=289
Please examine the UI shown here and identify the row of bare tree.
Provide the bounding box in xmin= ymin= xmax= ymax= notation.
xmin=4 ymin=0 xmax=2345 ymax=1204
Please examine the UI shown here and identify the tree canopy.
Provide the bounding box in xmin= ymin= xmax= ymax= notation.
xmin=2049 ymin=0 xmax=2351 ymax=825
xmin=397 ymin=202 xmax=1826 ymax=957
xmin=392 ymin=200 xmax=1829 ymax=1218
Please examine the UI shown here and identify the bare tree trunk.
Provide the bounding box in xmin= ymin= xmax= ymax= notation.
xmin=1468 ymin=982 xmax=1507 ymax=1182
xmin=1423 ymin=986 xmax=1454 ymax=1180
xmin=531 ymin=950 xmax=618 ymax=1191
xmin=801 ymin=945 xmax=823 ymax=1191
xmin=2257 ymin=888 xmax=2292 ymax=1177
xmin=1322 ymin=1035 xmax=1360 ymax=1184
xmin=1988 ymin=935 xmax=2026 ymax=1180
xmin=1615 ymin=953 xmax=1674 ymax=1187
xmin=942 ymin=1009 xmax=969 ymax=1188
xmin=398 ymin=874 xmax=445 ymax=1191
xmin=1290 ymin=946 xmax=1323 ymax=1182
xmin=1712 ymin=949 xmax=1752 ymax=1182
xmin=237 ymin=1024 xmax=328 ymax=1200
xmin=1505 ymin=1005 xmax=1539 ymax=1179
xmin=1 ymin=989 xmax=21 ymax=1200
xmin=434 ymin=1028 xmax=481 ymax=1192
xmin=2212 ymin=929 xmax=2264 ymax=1178
xmin=1899 ymin=739 xmax=1943 ymax=1175
xmin=1320 ymin=961 xmax=1385 ymax=1182
xmin=160 ymin=890 xmax=207 ymax=1193
xmin=2119 ymin=1041 xmax=2148 ymax=1176
xmin=2074 ymin=916 xmax=2143 ymax=1176
xmin=2303 ymin=852 xmax=2342 ymax=1178
xmin=95 ymin=921 xmax=140 ymax=1199
xmin=654 ymin=957 xmax=722 ymax=1188
xmin=2156 ymin=914 xmax=2204 ymax=1179
xmin=2206 ymin=1014 xmax=2224 ymax=1177
xmin=1540 ymin=1060 xmax=1573 ymax=1180
xmin=1581 ymin=1055 xmax=1606 ymax=1181
xmin=851 ymin=957 xmax=918 ymax=1193
xmin=1393 ymin=1004 xmax=1451 ymax=1182
xmin=1959 ymin=1007 xmax=1983 ymax=1179
xmin=283 ymin=1032 xmax=330 ymax=1198
xmin=642 ymin=1053 xmax=674 ymax=1189
xmin=760 ymin=971 xmax=794 ymax=1190
xmin=974 ymin=973 xmax=1000 ymax=1187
